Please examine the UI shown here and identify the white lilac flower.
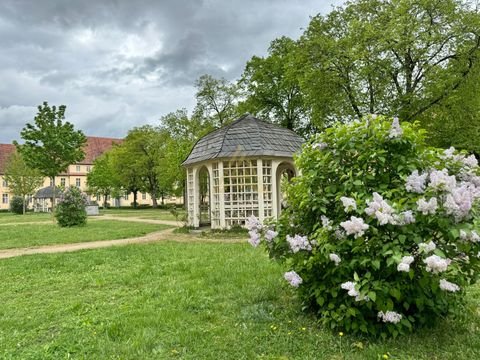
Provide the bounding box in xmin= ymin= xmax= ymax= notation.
xmin=444 ymin=184 xmax=475 ymax=220
xmin=471 ymin=231 xmax=480 ymax=242
xmin=340 ymin=216 xmax=369 ymax=238
xmin=424 ymin=255 xmax=451 ymax=273
xmin=329 ymin=253 xmax=341 ymax=266
xmin=265 ymin=230 xmax=278 ymax=242
xmin=439 ymin=279 xmax=460 ymax=292
xmin=321 ymin=215 xmax=333 ymax=230
xmin=248 ymin=230 xmax=261 ymax=247
xmin=463 ymin=155 xmax=478 ymax=168
xmin=416 ymin=197 xmax=438 ymax=215
xmin=401 ymin=256 xmax=414 ymax=265
xmin=365 ymin=192 xmax=395 ymax=225
xmin=286 ymin=234 xmax=312 ymax=253
xmin=418 ymin=241 xmax=436 ymax=253
xmin=443 ymin=147 xmax=456 ymax=159
xmin=341 ymin=281 xmax=359 ymax=297
xmin=459 ymin=230 xmax=480 ymax=243
xmin=428 ymin=169 xmax=456 ymax=192
xmin=340 ymin=196 xmax=357 ymax=212
xmin=284 ymin=271 xmax=303 ymax=287
xmin=397 ymin=263 xmax=410 ymax=272
xmin=246 ymin=215 xmax=262 ymax=231
xmin=389 ymin=117 xmax=403 ymax=138
xmin=334 ymin=228 xmax=346 ymax=240
xmin=400 ymin=210 xmax=416 ymax=225
xmin=460 ymin=230 xmax=468 ymax=240
xmin=405 ymin=170 xmax=428 ymax=193
xmin=378 ymin=311 xmax=403 ymax=324
xmin=313 ymin=142 xmax=328 ymax=150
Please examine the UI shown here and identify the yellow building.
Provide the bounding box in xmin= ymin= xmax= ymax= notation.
xmin=0 ymin=137 xmax=158 ymax=211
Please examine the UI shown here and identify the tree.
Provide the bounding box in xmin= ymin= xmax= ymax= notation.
xmin=4 ymin=152 xmax=44 ymax=214
xmin=194 ymin=74 xmax=240 ymax=127
xmin=297 ymin=0 xmax=480 ymax=127
xmin=86 ymin=152 xmax=121 ymax=208
xmin=14 ymin=102 xmax=87 ymax=215
xmin=160 ymin=109 xmax=214 ymax=204
xmin=240 ymin=37 xmax=309 ymax=133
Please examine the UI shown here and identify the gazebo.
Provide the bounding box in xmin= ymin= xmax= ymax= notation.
xmin=33 ymin=186 xmax=62 ymax=212
xmin=182 ymin=114 xmax=304 ymax=229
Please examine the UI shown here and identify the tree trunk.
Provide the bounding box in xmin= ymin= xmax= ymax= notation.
xmin=22 ymin=195 xmax=26 ymax=215
xmin=51 ymin=177 xmax=56 ymax=219
xmin=161 ymin=193 xmax=165 ymax=205
xmin=103 ymin=194 xmax=108 ymax=208
xmin=133 ymin=191 xmax=138 ymax=208
xmin=151 ymin=194 xmax=158 ymax=208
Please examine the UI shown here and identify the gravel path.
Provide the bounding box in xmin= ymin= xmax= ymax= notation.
xmin=0 ymin=216 xmax=244 ymax=260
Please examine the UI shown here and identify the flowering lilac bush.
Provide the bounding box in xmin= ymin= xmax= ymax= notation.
xmin=55 ymin=186 xmax=88 ymax=227
xmin=249 ymin=115 xmax=480 ymax=337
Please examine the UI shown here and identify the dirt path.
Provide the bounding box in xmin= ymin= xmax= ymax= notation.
xmin=0 ymin=216 xmax=245 ymax=260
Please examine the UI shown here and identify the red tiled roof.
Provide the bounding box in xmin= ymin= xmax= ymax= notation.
xmin=80 ymin=136 xmax=123 ymax=164
xmin=0 ymin=137 xmax=122 ymax=174
xmin=0 ymin=144 xmax=16 ymax=174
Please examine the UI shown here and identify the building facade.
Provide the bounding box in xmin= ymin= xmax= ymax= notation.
xmin=0 ymin=137 xmax=159 ymax=211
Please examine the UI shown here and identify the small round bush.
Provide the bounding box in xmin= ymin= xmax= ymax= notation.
xmin=55 ymin=187 xmax=88 ymax=227
xmin=9 ymin=196 xmax=24 ymax=214
xmin=249 ymin=115 xmax=480 ymax=337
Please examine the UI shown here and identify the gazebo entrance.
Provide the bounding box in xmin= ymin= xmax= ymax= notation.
xmin=198 ymin=166 xmax=211 ymax=226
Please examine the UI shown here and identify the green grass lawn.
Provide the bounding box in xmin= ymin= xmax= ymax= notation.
xmin=0 ymin=242 xmax=478 ymax=359
xmin=101 ymin=208 xmax=186 ymax=221
xmin=0 ymin=221 xmax=171 ymax=250
xmin=0 ymin=212 xmax=52 ymax=224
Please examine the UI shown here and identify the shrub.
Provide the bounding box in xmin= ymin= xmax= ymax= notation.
xmin=9 ymin=196 xmax=25 ymax=214
xmin=249 ymin=115 xmax=480 ymax=337
xmin=55 ymin=187 xmax=88 ymax=227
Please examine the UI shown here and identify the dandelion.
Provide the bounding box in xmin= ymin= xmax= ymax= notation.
xmin=439 ymin=279 xmax=460 ymax=292
xmin=339 ymin=332 xmax=344 ymax=337
xmin=340 ymin=196 xmax=357 ymax=212
xmin=377 ymin=310 xmax=403 ymax=324
xmin=284 ymin=271 xmax=303 ymax=287
xmin=340 ymin=216 xmax=369 ymax=238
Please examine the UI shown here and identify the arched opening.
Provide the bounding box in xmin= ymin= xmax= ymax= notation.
xmin=276 ymin=162 xmax=296 ymax=216
xmin=198 ymin=166 xmax=211 ymax=226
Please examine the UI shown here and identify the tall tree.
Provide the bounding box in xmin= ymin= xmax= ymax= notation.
xmin=4 ymin=152 xmax=44 ymax=214
xmin=14 ymin=102 xmax=87 ymax=214
xmin=298 ymin=0 xmax=480 ymax=127
xmin=240 ymin=37 xmax=309 ymax=132
xmin=86 ymin=152 xmax=121 ymax=208
xmin=195 ymin=74 xmax=240 ymax=127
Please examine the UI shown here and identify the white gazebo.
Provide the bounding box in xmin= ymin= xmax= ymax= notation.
xmin=182 ymin=114 xmax=304 ymax=229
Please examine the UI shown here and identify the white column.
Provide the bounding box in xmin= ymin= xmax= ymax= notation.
xmin=192 ymin=166 xmax=200 ymax=228
xmin=207 ymin=163 xmax=214 ymax=228
xmin=271 ymin=160 xmax=280 ymax=219
xmin=257 ymin=159 xmax=264 ymax=223
xmin=218 ymin=161 xmax=226 ymax=229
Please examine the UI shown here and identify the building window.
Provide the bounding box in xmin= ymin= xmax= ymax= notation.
xmin=2 ymin=180 xmax=7 ymax=187
xmin=142 ymin=193 xmax=147 ymax=200
xmin=86 ymin=166 xmax=91 ymax=172
xmin=124 ymin=192 xmax=129 ymax=200
xmin=2 ymin=194 xmax=8 ymax=204
xmin=61 ymin=178 xmax=66 ymax=186
xmin=76 ymin=165 xmax=81 ymax=172
xmin=76 ymin=178 xmax=81 ymax=187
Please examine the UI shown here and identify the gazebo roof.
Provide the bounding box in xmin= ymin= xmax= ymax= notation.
xmin=182 ymin=114 xmax=304 ymax=166
xmin=34 ymin=186 xmax=63 ymax=199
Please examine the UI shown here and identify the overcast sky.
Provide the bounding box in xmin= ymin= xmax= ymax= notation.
xmin=0 ymin=0 xmax=342 ymax=143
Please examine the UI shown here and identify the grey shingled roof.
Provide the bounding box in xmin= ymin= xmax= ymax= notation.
xmin=33 ymin=186 xmax=63 ymax=199
xmin=182 ymin=114 xmax=304 ymax=166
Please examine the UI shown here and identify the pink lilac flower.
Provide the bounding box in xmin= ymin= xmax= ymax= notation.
xmin=246 ymin=215 xmax=262 ymax=231
xmin=340 ymin=216 xmax=369 ymax=238
xmin=265 ymin=229 xmax=278 ymax=242
xmin=459 ymin=230 xmax=480 ymax=243
xmin=439 ymin=279 xmax=460 ymax=292
xmin=329 ymin=253 xmax=341 ymax=266
xmin=399 ymin=210 xmax=415 ymax=225
xmin=416 ymin=197 xmax=438 ymax=215
xmin=405 ymin=170 xmax=428 ymax=193
xmin=340 ymin=197 xmax=357 ymax=212
xmin=284 ymin=271 xmax=303 ymax=287
xmin=378 ymin=311 xmax=403 ymax=324
xmin=286 ymin=234 xmax=312 ymax=253
xmin=248 ymin=230 xmax=261 ymax=247
xmin=428 ymin=169 xmax=456 ymax=192
xmin=389 ymin=117 xmax=403 ymax=138
xmin=463 ymin=155 xmax=478 ymax=168
xmin=365 ymin=192 xmax=395 ymax=225
xmin=424 ymin=255 xmax=451 ymax=273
